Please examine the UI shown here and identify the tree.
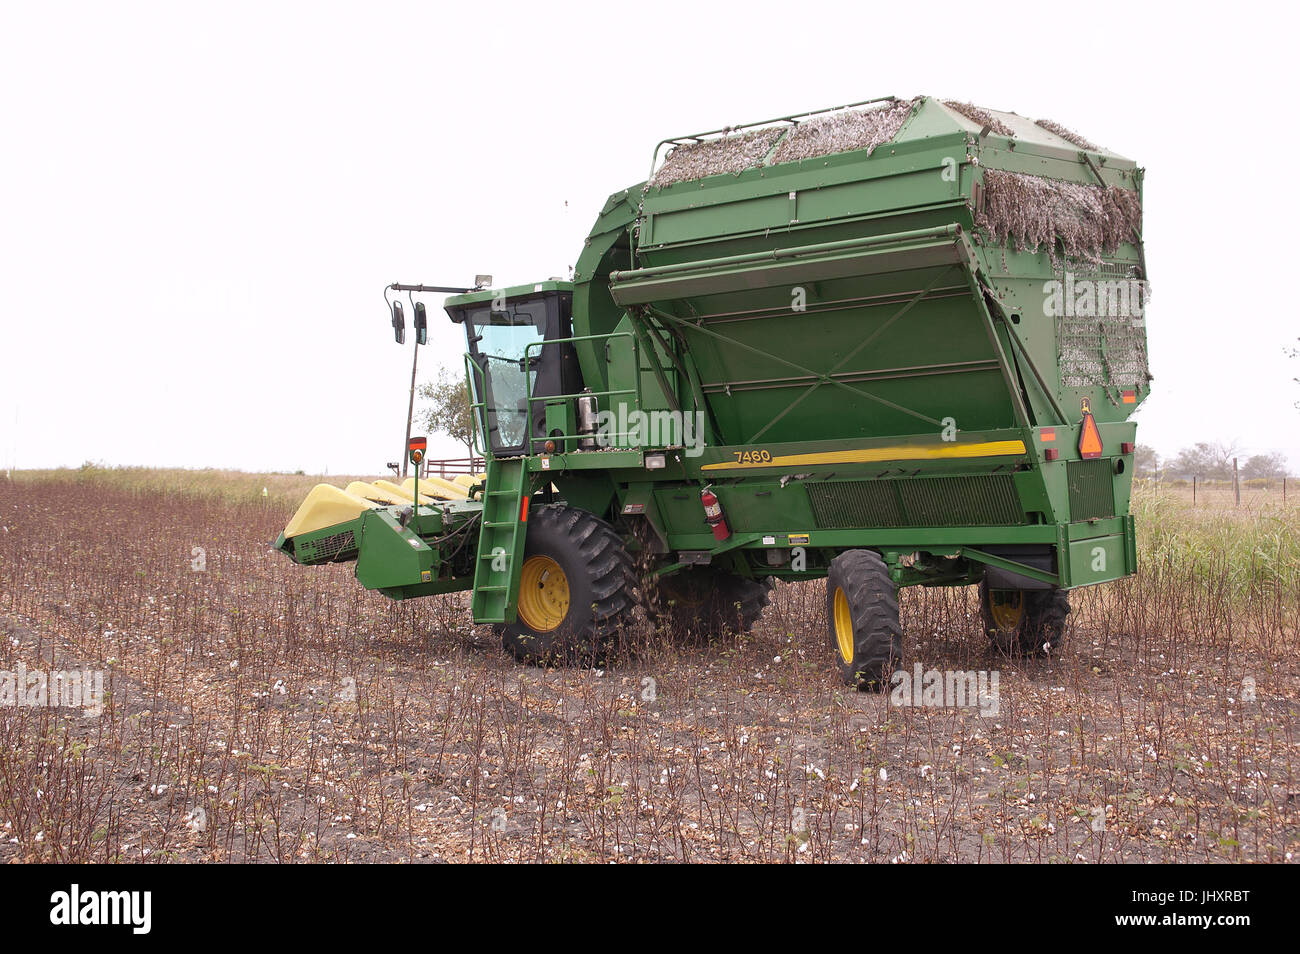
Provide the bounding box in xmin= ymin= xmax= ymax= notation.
xmin=1240 ymin=452 xmax=1290 ymax=480
xmin=1166 ymin=441 xmax=1239 ymax=480
xmin=417 ymin=367 xmax=476 ymax=458
xmin=1133 ymin=444 xmax=1159 ymax=478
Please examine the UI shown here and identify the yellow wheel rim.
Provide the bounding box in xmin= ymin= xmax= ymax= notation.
xmin=517 ymin=555 xmax=570 ymax=632
xmin=988 ymin=589 xmax=1025 ymax=631
xmin=833 ymin=587 xmax=854 ymax=663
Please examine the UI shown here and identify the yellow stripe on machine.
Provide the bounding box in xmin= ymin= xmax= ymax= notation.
xmin=700 ymin=440 xmax=1027 ymax=471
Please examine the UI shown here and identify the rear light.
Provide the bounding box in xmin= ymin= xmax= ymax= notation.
xmin=1121 ymin=441 xmax=1135 ymax=455
xmin=1044 ymin=448 xmax=1059 ymax=462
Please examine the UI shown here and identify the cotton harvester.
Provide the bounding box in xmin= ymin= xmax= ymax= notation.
xmin=275 ymin=96 xmax=1150 ymax=686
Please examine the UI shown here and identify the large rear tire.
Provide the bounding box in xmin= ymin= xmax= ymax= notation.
xmin=826 ymin=550 xmax=902 ymax=690
xmin=646 ymin=567 xmax=771 ymax=638
xmin=498 ymin=505 xmax=640 ymax=665
xmin=978 ymin=579 xmax=1069 ymax=655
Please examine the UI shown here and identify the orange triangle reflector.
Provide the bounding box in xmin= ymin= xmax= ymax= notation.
xmin=1078 ymin=412 xmax=1103 ymax=459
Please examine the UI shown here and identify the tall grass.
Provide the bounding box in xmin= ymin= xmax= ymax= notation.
xmin=6 ymin=465 xmax=374 ymax=509
xmin=1131 ymin=482 xmax=1300 ymax=605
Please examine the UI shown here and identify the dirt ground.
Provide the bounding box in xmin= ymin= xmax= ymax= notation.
xmin=1 ymin=479 xmax=1296 ymax=862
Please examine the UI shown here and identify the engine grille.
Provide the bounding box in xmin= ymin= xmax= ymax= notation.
xmin=1067 ymin=459 xmax=1114 ymax=520
xmin=296 ymin=529 xmax=357 ymax=563
xmin=807 ymin=475 xmax=1025 ymax=529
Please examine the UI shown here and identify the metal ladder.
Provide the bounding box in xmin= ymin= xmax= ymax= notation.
xmin=470 ymin=456 xmax=529 ymax=624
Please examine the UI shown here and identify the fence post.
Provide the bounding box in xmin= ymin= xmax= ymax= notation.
xmin=1193 ymin=474 xmax=1197 ymax=507
xmin=1233 ymin=457 xmax=1240 ymax=507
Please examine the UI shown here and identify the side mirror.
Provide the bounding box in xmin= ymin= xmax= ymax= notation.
xmin=391 ymin=301 xmax=405 ymax=344
xmin=414 ymin=301 xmax=428 ymax=345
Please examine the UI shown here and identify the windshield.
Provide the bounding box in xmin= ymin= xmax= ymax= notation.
xmin=471 ymin=303 xmax=546 ymax=452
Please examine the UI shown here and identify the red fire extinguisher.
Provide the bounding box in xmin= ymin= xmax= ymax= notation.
xmin=700 ymin=485 xmax=731 ymax=541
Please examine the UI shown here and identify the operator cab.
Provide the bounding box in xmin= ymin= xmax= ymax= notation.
xmin=444 ymin=281 xmax=580 ymax=458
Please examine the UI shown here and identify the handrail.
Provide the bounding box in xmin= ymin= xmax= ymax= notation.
xmin=523 ymin=332 xmax=642 ymax=451
xmin=647 ymin=96 xmax=899 ymax=184
xmin=462 ymin=352 xmax=491 ymax=460
xmin=462 ymin=332 xmax=645 ymax=459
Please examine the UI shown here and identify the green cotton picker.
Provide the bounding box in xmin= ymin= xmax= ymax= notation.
xmin=275 ymin=96 xmax=1150 ymax=687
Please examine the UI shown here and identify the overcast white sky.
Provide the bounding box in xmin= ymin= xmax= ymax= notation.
xmin=2 ymin=1 xmax=1296 ymax=475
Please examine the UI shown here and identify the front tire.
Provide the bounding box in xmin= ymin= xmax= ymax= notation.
xmin=499 ymin=505 xmax=640 ymax=665
xmin=826 ymin=550 xmax=902 ymax=689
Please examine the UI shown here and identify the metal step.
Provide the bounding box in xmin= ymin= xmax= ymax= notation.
xmin=469 ymin=456 xmax=529 ymax=624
